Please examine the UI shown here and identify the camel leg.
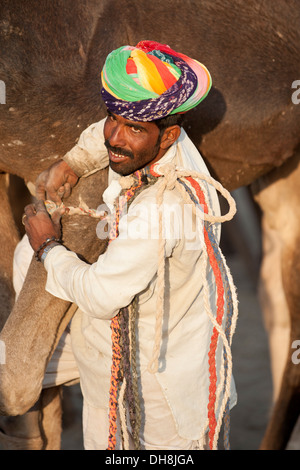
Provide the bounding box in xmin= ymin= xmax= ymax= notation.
xmin=260 ymin=236 xmax=300 ymax=449
xmin=0 ymin=174 xmax=65 ymax=449
xmin=39 ymin=386 xmax=63 ymax=450
xmin=0 ymin=170 xmax=108 ymax=452
xmin=258 ymin=217 xmax=290 ymax=401
xmin=0 ymin=173 xmax=20 ymax=329
xmin=0 ymin=387 xmax=62 ymax=450
xmin=253 ymin=152 xmax=300 ymax=449
xmin=0 ymin=171 xmax=107 ymax=415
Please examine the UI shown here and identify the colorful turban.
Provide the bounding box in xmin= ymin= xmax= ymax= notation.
xmin=101 ymin=40 xmax=212 ymax=121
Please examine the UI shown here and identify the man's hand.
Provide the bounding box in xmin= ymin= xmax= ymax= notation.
xmin=35 ymin=160 xmax=79 ymax=204
xmin=23 ymin=200 xmax=65 ymax=253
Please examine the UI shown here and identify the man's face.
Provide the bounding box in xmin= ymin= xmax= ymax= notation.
xmin=104 ymin=111 xmax=165 ymax=176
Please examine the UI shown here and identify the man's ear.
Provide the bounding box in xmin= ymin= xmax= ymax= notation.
xmin=160 ymin=125 xmax=181 ymax=150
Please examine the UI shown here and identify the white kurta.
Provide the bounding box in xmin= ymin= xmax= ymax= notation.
xmin=41 ymin=119 xmax=236 ymax=443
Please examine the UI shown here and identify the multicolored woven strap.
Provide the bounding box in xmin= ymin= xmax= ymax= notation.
xmin=179 ymin=176 xmax=234 ymax=449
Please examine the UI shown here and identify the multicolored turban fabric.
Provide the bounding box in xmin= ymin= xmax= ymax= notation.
xmin=101 ymin=40 xmax=212 ymax=121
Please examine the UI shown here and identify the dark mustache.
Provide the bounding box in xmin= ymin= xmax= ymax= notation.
xmin=104 ymin=139 xmax=134 ymax=159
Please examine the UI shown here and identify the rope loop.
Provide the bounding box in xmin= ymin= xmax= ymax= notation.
xmin=158 ymin=162 xmax=178 ymax=190
xmin=154 ymin=163 xmax=237 ymax=224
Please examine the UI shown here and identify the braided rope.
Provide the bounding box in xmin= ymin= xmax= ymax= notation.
xmin=147 ymin=163 xmax=236 ymax=376
xmin=205 ymin=222 xmax=231 ymax=449
xmin=146 ymin=163 xmax=238 ymax=451
xmin=205 ymin=227 xmax=225 ymax=448
xmin=128 ymin=299 xmax=142 ymax=449
xmin=107 ymin=314 xmax=122 ymax=450
xmin=107 ymin=173 xmax=144 ymax=450
xmin=182 ymin=175 xmax=237 ymax=449
xmin=179 ymin=176 xmax=224 ymax=448
xmin=147 ymin=177 xmax=167 ymax=373
xmin=118 ymin=307 xmax=134 ymax=447
xmin=44 ymin=197 xmax=106 ymax=219
xmin=216 ymin=248 xmax=238 ymax=449
xmin=200 ymin=240 xmax=234 ymax=449
xmin=182 ymin=174 xmax=238 ymax=450
xmin=118 ymin=377 xmax=129 ymax=449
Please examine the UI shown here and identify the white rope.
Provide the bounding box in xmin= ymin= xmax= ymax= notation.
xmin=144 ymin=162 xmax=238 ymax=451
xmin=44 ymin=197 xmax=107 ymax=219
xmin=118 ymin=377 xmax=130 ymax=450
xmin=147 ymin=162 xmax=237 ymax=374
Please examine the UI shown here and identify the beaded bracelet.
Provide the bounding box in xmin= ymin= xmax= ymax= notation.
xmin=35 ymin=237 xmax=62 ymax=261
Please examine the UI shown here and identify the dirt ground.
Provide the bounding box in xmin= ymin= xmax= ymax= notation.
xmin=59 ymin=252 xmax=300 ymax=451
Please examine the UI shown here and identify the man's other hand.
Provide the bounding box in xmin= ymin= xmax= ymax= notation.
xmin=35 ymin=160 xmax=79 ymax=204
xmin=23 ymin=200 xmax=65 ymax=253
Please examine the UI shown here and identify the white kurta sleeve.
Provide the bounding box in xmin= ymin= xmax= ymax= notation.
xmin=44 ymin=192 xmax=180 ymax=320
xmin=63 ymin=118 xmax=109 ymax=177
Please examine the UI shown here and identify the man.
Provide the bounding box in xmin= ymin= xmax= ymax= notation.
xmin=21 ymin=41 xmax=237 ymax=450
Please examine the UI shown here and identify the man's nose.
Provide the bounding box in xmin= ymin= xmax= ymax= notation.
xmin=108 ymin=124 xmax=126 ymax=148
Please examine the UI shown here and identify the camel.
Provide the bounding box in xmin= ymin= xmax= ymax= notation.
xmin=0 ymin=0 xmax=299 ymax=449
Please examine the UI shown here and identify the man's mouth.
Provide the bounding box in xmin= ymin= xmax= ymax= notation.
xmin=105 ymin=140 xmax=133 ymax=163
xmin=109 ymin=149 xmax=130 ymax=162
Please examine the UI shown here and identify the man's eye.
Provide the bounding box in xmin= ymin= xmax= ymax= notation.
xmin=131 ymin=126 xmax=141 ymax=133
xmin=106 ymin=112 xmax=116 ymax=122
